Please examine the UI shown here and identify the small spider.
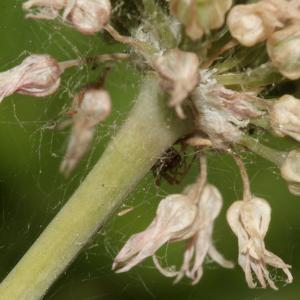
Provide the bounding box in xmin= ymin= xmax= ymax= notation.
xmin=151 ymin=144 xmax=195 ymax=186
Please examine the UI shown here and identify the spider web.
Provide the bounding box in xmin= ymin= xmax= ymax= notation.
xmin=0 ymin=1 xmax=299 ymax=300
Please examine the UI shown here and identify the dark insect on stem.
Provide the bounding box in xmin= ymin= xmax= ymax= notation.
xmin=151 ymin=144 xmax=195 ymax=186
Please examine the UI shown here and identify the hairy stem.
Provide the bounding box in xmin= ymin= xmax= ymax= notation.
xmin=0 ymin=75 xmax=191 ymax=300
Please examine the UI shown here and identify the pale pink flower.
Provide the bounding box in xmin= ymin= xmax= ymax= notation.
xmin=23 ymin=0 xmax=111 ymax=35
xmin=154 ymin=48 xmax=200 ymax=119
xmin=174 ymin=184 xmax=234 ymax=284
xmin=227 ymin=197 xmax=292 ymax=289
xmin=60 ymin=87 xmax=111 ymax=175
xmin=271 ymin=95 xmax=300 ymax=142
xmin=112 ymin=194 xmax=198 ymax=273
xmin=0 ymin=54 xmax=61 ymax=102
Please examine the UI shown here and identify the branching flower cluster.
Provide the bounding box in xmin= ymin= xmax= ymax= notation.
xmin=1 ymin=0 xmax=300 ymax=292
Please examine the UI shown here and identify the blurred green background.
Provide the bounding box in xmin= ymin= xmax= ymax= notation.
xmin=1 ymin=1 xmax=300 ymax=299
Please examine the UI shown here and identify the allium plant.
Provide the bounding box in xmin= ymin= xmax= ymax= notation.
xmin=1 ymin=0 xmax=300 ymax=299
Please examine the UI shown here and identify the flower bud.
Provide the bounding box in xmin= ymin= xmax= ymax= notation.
xmin=113 ymin=194 xmax=197 ymax=273
xmin=267 ymin=24 xmax=300 ymax=80
xmin=170 ymin=0 xmax=232 ymax=40
xmin=68 ymin=0 xmax=111 ymax=35
xmin=0 ymin=54 xmax=61 ymax=102
xmin=280 ymin=149 xmax=300 ymax=196
xmin=271 ymin=95 xmax=300 ymax=141
xmin=227 ymin=197 xmax=292 ymax=289
xmin=227 ymin=1 xmax=282 ymax=47
xmin=154 ymin=48 xmax=200 ymax=118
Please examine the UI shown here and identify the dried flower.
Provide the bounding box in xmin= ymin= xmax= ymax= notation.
xmin=227 ymin=197 xmax=292 ymax=289
xmin=267 ymin=24 xmax=300 ymax=80
xmin=113 ymin=193 xmax=198 ymax=273
xmin=170 ymin=0 xmax=232 ymax=40
xmin=23 ymin=0 xmax=111 ymax=35
xmin=60 ymin=87 xmax=111 ymax=175
xmin=280 ymin=149 xmax=300 ymax=196
xmin=174 ymin=184 xmax=234 ymax=284
xmin=0 ymin=54 xmax=61 ymax=102
xmin=154 ymin=48 xmax=200 ymax=118
xmin=192 ymin=71 xmax=263 ymax=148
xmin=271 ymin=95 xmax=300 ymax=141
xmin=227 ymin=1 xmax=283 ymax=47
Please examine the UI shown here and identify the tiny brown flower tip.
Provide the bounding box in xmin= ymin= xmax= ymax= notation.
xmin=60 ymin=87 xmax=111 ymax=176
xmin=271 ymin=95 xmax=300 ymax=142
xmin=0 ymin=54 xmax=61 ymax=102
xmin=113 ymin=194 xmax=197 ymax=273
xmin=227 ymin=197 xmax=293 ymax=289
xmin=280 ymin=149 xmax=300 ymax=196
xmin=154 ymin=48 xmax=200 ymax=119
xmin=267 ymin=24 xmax=300 ymax=80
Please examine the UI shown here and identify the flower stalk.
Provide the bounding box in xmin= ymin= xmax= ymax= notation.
xmin=0 ymin=75 xmax=191 ymax=300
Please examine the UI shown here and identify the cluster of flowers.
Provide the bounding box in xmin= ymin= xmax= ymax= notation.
xmin=114 ymin=156 xmax=292 ymax=289
xmin=1 ymin=0 xmax=300 ymax=289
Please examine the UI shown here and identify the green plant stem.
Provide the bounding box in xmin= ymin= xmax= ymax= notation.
xmin=216 ymin=63 xmax=283 ymax=88
xmin=0 ymin=75 xmax=191 ymax=300
xmin=238 ymin=135 xmax=287 ymax=167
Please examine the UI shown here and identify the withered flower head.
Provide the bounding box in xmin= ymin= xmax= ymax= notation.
xmin=271 ymin=95 xmax=300 ymax=142
xmin=227 ymin=197 xmax=292 ymax=290
xmin=112 ymin=194 xmax=198 ymax=273
xmin=154 ymin=48 xmax=200 ymax=118
xmin=0 ymin=54 xmax=61 ymax=102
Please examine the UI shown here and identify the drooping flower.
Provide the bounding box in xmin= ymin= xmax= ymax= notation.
xmin=271 ymin=95 xmax=300 ymax=142
xmin=60 ymin=87 xmax=111 ymax=176
xmin=227 ymin=197 xmax=293 ymax=289
xmin=174 ymin=183 xmax=234 ymax=284
xmin=0 ymin=54 xmax=61 ymax=102
xmin=154 ymin=48 xmax=200 ymax=118
xmin=112 ymin=193 xmax=198 ymax=273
